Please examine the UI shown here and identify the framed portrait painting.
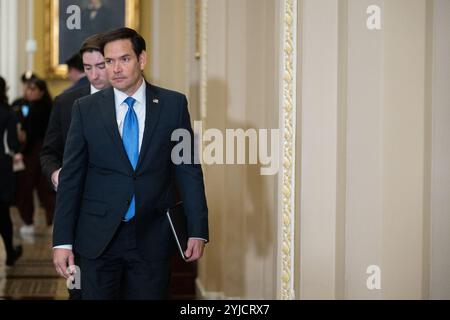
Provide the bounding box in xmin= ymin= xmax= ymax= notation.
xmin=45 ymin=0 xmax=140 ymax=78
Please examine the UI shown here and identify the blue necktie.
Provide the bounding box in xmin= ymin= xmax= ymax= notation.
xmin=122 ymin=97 xmax=139 ymax=221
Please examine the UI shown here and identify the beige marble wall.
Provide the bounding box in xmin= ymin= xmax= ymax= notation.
xmin=430 ymin=0 xmax=450 ymax=300
xmin=298 ymin=0 xmax=446 ymax=299
xmin=150 ymin=0 xmax=281 ymax=299
xmin=150 ymin=0 xmax=187 ymax=94
xmin=197 ymin=0 xmax=280 ymax=299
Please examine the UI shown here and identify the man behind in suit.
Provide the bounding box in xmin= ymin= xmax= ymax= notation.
xmin=41 ymin=33 xmax=109 ymax=300
xmin=52 ymin=27 xmax=208 ymax=300
xmin=41 ymin=33 xmax=110 ymax=191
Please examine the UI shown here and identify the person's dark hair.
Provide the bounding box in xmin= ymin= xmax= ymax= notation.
xmin=0 ymin=76 xmax=8 ymax=105
xmin=65 ymin=53 xmax=84 ymax=72
xmin=20 ymin=70 xmax=37 ymax=83
xmin=79 ymin=33 xmax=105 ymax=57
xmin=101 ymin=27 xmax=146 ymax=58
xmin=26 ymin=76 xmax=52 ymax=106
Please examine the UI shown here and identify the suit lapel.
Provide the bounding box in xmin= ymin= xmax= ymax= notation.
xmin=136 ymin=84 xmax=163 ymax=171
xmin=99 ymin=88 xmax=134 ymax=172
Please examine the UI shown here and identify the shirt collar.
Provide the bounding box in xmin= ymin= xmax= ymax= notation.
xmin=113 ymin=78 xmax=146 ymax=107
xmin=90 ymin=85 xmax=100 ymax=94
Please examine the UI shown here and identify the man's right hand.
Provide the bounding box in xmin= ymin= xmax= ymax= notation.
xmin=53 ymin=248 xmax=75 ymax=279
xmin=51 ymin=168 xmax=61 ymax=191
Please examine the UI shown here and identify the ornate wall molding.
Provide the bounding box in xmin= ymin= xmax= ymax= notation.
xmin=278 ymin=0 xmax=297 ymax=300
xmin=200 ymin=0 xmax=208 ymax=120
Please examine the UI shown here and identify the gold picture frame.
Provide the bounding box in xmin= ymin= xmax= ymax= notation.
xmin=45 ymin=0 xmax=140 ymax=79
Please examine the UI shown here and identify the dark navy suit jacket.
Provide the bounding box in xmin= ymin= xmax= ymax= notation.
xmin=53 ymin=83 xmax=209 ymax=261
xmin=40 ymin=85 xmax=90 ymax=185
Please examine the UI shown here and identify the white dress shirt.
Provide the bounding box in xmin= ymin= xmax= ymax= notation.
xmin=114 ymin=79 xmax=146 ymax=152
xmin=90 ymin=85 xmax=100 ymax=94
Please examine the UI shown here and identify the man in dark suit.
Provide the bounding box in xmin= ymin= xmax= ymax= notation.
xmin=41 ymin=33 xmax=110 ymax=191
xmin=41 ymin=33 xmax=109 ymax=299
xmin=52 ymin=28 xmax=208 ymax=300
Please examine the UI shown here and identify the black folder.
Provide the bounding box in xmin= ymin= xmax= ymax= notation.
xmin=166 ymin=201 xmax=188 ymax=261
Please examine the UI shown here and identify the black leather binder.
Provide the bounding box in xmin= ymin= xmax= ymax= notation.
xmin=166 ymin=201 xmax=188 ymax=261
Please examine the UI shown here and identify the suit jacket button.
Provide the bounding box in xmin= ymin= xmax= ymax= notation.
xmin=133 ymin=174 xmax=137 ymax=181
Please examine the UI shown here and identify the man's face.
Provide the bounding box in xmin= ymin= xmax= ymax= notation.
xmin=104 ymin=39 xmax=147 ymax=95
xmin=83 ymin=50 xmax=109 ymax=90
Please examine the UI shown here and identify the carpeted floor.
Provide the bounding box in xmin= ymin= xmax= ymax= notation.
xmin=0 ymin=207 xmax=68 ymax=300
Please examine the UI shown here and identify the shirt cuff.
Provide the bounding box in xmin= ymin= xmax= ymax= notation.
xmin=53 ymin=245 xmax=73 ymax=250
xmin=189 ymin=237 xmax=208 ymax=243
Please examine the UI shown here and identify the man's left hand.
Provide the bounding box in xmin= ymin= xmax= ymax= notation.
xmin=184 ymin=238 xmax=205 ymax=262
